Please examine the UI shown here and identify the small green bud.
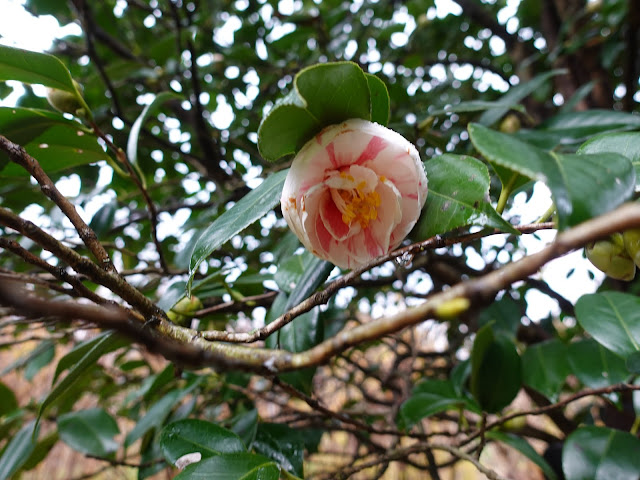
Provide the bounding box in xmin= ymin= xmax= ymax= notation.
xmin=46 ymin=80 xmax=85 ymax=117
xmin=167 ymin=295 xmax=203 ymax=326
xmin=499 ymin=113 xmax=521 ymax=133
xmin=623 ymin=228 xmax=640 ymax=268
xmin=585 ymin=236 xmax=636 ymax=281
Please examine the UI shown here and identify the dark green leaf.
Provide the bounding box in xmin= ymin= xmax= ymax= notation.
xmin=57 ymin=408 xmax=120 ymax=457
xmin=253 ymin=423 xmax=305 ymax=477
xmin=160 ymin=419 xmax=245 ymax=466
xmin=175 ymin=452 xmax=280 ymax=480
xmin=567 ymin=339 xmax=629 ymax=388
xmin=418 ymin=154 xmax=518 ymax=238
xmin=125 ymin=390 xmax=186 ymax=448
xmin=0 ymin=382 xmax=18 ymax=417
xmin=575 ymin=292 xmax=640 ymax=359
xmin=399 ymin=379 xmax=478 ymax=427
xmin=229 ymin=409 xmax=258 ymax=449
xmin=258 ymin=62 xmax=372 ymax=162
xmin=469 ymin=123 xmax=635 ymax=229
xmin=284 ymin=257 xmax=333 ymax=309
xmin=470 ymin=325 xmax=522 ymax=412
xmin=429 ymin=100 xmax=526 ymax=117
xmin=24 ymin=340 xmax=55 ymax=381
xmin=563 ymin=426 xmax=640 ymax=480
xmin=477 ymin=296 xmax=523 ymax=339
xmin=188 ymin=169 xmax=288 ymax=294
xmin=521 ymin=339 xmax=571 ymax=401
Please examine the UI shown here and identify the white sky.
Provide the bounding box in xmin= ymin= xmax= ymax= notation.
xmin=0 ymin=0 xmax=605 ymax=323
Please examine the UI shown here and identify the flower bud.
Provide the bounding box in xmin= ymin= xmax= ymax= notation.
xmin=585 ymin=234 xmax=636 ymax=281
xmin=167 ymin=295 xmax=203 ymax=326
xmin=280 ymin=119 xmax=428 ymax=269
xmin=623 ymin=228 xmax=640 ymax=268
xmin=46 ymin=80 xmax=85 ymax=117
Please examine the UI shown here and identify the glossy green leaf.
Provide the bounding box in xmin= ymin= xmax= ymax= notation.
xmin=258 ymin=62 xmax=376 ymax=162
xmin=578 ymin=132 xmax=640 ymax=186
xmin=540 ymin=109 xmax=640 ymax=142
xmin=563 ymin=426 xmax=640 ymax=480
xmin=575 ymin=292 xmax=640 ymax=359
xmin=470 ymin=325 xmax=522 ymax=413
xmin=487 ymin=431 xmax=557 ymax=480
xmin=19 ymin=431 xmax=58 ymax=472
xmin=39 ymin=332 xmax=125 ymax=430
xmin=477 ymin=296 xmax=523 ymax=339
xmin=0 ymin=44 xmax=77 ymax=93
xmin=469 ymin=123 xmax=635 ymax=229
xmin=477 ymin=70 xmax=563 ymax=126
xmin=418 ymin=154 xmax=518 ymax=238
xmin=160 ymin=419 xmax=245 ymax=466
xmin=229 ymin=409 xmax=258 ymax=448
xmin=0 ymin=421 xmax=38 ymax=480
xmin=57 ymin=408 xmax=120 ymax=457
xmin=175 ymin=452 xmax=280 ymax=480
xmin=365 ymin=73 xmax=389 ymax=126
xmin=1 ymin=338 xmax=55 ymax=376
xmin=0 ymin=382 xmax=18 ymax=417
xmin=284 ymin=256 xmax=334 ymax=309
xmin=567 ymin=339 xmax=629 ymax=388
xmin=188 ymin=169 xmax=288 ymax=294
xmin=521 ymin=339 xmax=571 ymax=401
xmin=399 ymin=379 xmax=479 ymax=427
xmin=0 ymin=107 xmax=105 ymax=176
xmin=253 ymin=423 xmax=306 ymax=477
xmin=127 ymin=91 xmax=182 ymax=168
xmin=0 ymin=45 xmax=90 ymax=116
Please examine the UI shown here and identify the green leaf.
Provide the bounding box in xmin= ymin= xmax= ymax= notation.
xmin=127 ymin=92 xmax=182 ymax=168
xmin=0 ymin=382 xmax=18 ymax=417
xmin=575 ymin=292 xmax=640 ymax=359
xmin=470 ymin=325 xmax=522 ymax=413
xmin=253 ymin=423 xmax=306 ymax=477
xmin=229 ymin=409 xmax=258 ymax=448
xmin=0 ymin=44 xmax=77 ymax=93
xmin=57 ymin=408 xmax=120 ymax=457
xmin=53 ymin=331 xmax=127 ymax=383
xmin=563 ymin=426 xmax=640 ymax=480
xmin=399 ymin=379 xmax=479 ymax=427
xmin=578 ymin=132 xmax=640 ymax=187
xmin=567 ymin=339 xmax=629 ymax=388
xmin=24 ymin=340 xmax=55 ymax=381
xmin=38 ymin=332 xmax=125 ymax=430
xmin=417 ymin=154 xmax=518 ymax=238
xmin=0 ymin=420 xmax=39 ymax=480
xmin=521 ymin=339 xmax=571 ymax=401
xmin=469 ymin=123 xmax=635 ymax=229
xmin=175 ymin=452 xmax=280 ymax=479
xmin=0 ymin=108 xmax=105 ymax=176
xmin=160 ymin=419 xmax=246 ymax=466
xmin=0 ymin=45 xmax=90 ymax=116
xmin=540 ymin=109 xmax=640 ymax=142
xmin=477 ymin=70 xmax=564 ymax=127
xmin=284 ymin=256 xmax=333 ymax=309
xmin=1 ymin=339 xmax=55 ymax=376
xmin=188 ymin=169 xmax=288 ymax=294
xmin=477 ymin=296 xmax=523 ymax=339
xmin=258 ymin=62 xmax=373 ymax=162
xmin=125 ymin=390 xmax=186 ymax=448
xmin=365 ymin=73 xmax=389 ymax=126
xmin=487 ymin=431 xmax=557 ymax=480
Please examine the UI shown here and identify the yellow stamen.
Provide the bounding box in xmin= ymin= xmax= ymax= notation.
xmin=336 ymin=187 xmax=381 ymax=229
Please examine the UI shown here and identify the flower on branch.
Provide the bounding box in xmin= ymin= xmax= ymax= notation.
xmin=281 ymin=119 xmax=428 ymax=269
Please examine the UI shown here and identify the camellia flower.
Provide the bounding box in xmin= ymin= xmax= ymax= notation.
xmin=281 ymin=118 xmax=428 ymax=269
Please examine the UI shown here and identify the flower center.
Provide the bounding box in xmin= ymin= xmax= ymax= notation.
xmin=336 ymin=178 xmax=381 ymax=229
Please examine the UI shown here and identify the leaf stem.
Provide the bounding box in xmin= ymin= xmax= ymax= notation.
xmin=536 ymin=203 xmax=556 ymax=224
xmin=496 ymin=173 xmax=519 ymax=214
